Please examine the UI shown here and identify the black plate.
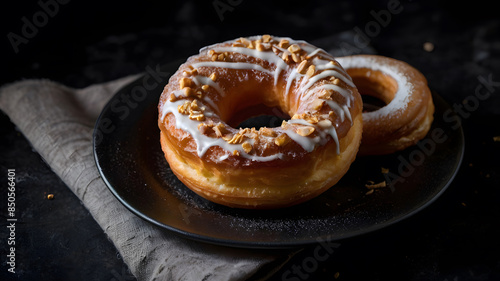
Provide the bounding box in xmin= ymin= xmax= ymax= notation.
xmin=93 ymin=62 xmax=464 ymax=249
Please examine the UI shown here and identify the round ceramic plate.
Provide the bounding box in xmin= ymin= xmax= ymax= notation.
xmin=93 ymin=62 xmax=464 ymax=249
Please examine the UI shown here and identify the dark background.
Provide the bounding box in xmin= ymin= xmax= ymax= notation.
xmin=1 ymin=0 xmax=500 ymax=280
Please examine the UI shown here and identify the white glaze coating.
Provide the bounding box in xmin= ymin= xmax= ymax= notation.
xmin=336 ymin=55 xmax=413 ymax=121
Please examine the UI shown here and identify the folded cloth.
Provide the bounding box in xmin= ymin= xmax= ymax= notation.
xmin=0 ymin=76 xmax=294 ymax=281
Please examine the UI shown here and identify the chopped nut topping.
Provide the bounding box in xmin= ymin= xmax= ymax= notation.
xmin=233 ymin=150 xmax=240 ymax=156
xmin=242 ymin=142 xmax=252 ymax=153
xmin=239 ymin=128 xmax=251 ymax=135
xmin=183 ymin=87 xmax=195 ymax=97
xmin=312 ymin=99 xmax=324 ymax=110
xmin=332 ymin=78 xmax=340 ymax=85
xmin=187 ymin=100 xmax=205 ymax=121
xmin=296 ymin=126 xmax=315 ymax=136
xmin=184 ymin=69 xmax=198 ymax=76
xmin=198 ymin=123 xmax=209 ymax=134
xmin=240 ymin=37 xmax=254 ymax=49
xmin=318 ymin=90 xmax=333 ymax=99
xmin=189 ymin=99 xmax=200 ymax=110
xmin=227 ymin=132 xmax=245 ymax=144
xmin=201 ymin=85 xmax=209 ymax=91
xmin=282 ymin=52 xmax=290 ymax=63
xmin=259 ymin=127 xmax=277 ymax=137
xmin=189 ymin=113 xmax=205 ymax=121
xmin=232 ymin=42 xmax=245 ymax=47
xmin=179 ymin=77 xmax=194 ymax=89
xmin=178 ymin=99 xmax=205 ymax=121
xmin=293 ymin=112 xmax=318 ymax=124
xmin=209 ymin=72 xmax=218 ymax=81
xmin=256 ymin=42 xmax=270 ymax=52
xmin=307 ymin=115 xmax=319 ymax=124
xmin=278 ymin=39 xmax=289 ymax=48
xmin=262 ymin=34 xmax=272 ymax=43
xmin=317 ymin=119 xmax=332 ymax=128
xmin=297 ymin=60 xmax=309 ymax=74
xmin=178 ymin=100 xmax=190 ymax=114
xmin=287 ymin=44 xmax=301 ymax=53
xmin=275 ymin=133 xmax=291 ymax=146
xmin=291 ymin=53 xmax=300 ymax=63
xmin=306 ymin=65 xmax=316 ymax=78
xmin=208 ymin=50 xmax=215 ymax=56
xmin=213 ymin=123 xmax=227 ymax=137
xmin=169 ymin=93 xmax=177 ymax=102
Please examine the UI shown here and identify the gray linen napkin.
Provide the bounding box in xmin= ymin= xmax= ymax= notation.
xmin=0 ymin=76 xmax=293 ymax=281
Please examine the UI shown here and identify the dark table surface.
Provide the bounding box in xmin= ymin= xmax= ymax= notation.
xmin=1 ymin=0 xmax=499 ymax=280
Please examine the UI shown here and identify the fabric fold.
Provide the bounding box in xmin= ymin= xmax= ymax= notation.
xmin=0 ymin=76 xmax=292 ymax=281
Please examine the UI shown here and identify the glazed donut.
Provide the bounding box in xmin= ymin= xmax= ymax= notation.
xmin=336 ymin=55 xmax=434 ymax=155
xmin=158 ymin=35 xmax=363 ymax=209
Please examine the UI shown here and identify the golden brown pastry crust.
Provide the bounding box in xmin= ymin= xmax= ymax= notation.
xmin=337 ymin=55 xmax=434 ymax=155
xmin=158 ymin=35 xmax=363 ymax=209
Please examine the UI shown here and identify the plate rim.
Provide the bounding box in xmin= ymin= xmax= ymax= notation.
xmin=93 ymin=72 xmax=465 ymax=249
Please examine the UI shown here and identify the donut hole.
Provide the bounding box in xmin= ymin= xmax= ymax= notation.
xmin=228 ymin=104 xmax=290 ymax=129
xmin=360 ymin=95 xmax=387 ymax=112
xmin=346 ymin=68 xmax=398 ymax=112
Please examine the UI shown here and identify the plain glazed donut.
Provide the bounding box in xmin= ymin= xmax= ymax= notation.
xmin=336 ymin=55 xmax=434 ymax=155
xmin=158 ymin=35 xmax=363 ymax=209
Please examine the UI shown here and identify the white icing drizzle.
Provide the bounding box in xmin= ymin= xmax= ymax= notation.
xmin=324 ymin=100 xmax=346 ymax=122
xmin=192 ymin=75 xmax=224 ymax=95
xmin=161 ymin=36 xmax=356 ymax=161
xmin=323 ymin=126 xmax=340 ymax=154
xmin=314 ymin=84 xmax=352 ymax=105
xmin=287 ymin=118 xmax=340 ymax=154
xmin=211 ymin=46 xmax=288 ymax=85
xmin=161 ymin=100 xmax=284 ymax=162
xmin=301 ymin=70 xmax=355 ymax=91
xmin=285 ymin=68 xmax=301 ymax=101
xmin=170 ymin=88 xmax=219 ymax=112
xmin=287 ymin=119 xmax=313 ymax=126
xmin=307 ymin=48 xmax=327 ymax=58
xmin=343 ymin=104 xmax=353 ymax=124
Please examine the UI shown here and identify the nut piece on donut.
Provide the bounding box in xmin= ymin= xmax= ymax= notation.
xmin=336 ymin=55 xmax=434 ymax=155
xmin=158 ymin=35 xmax=363 ymax=209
